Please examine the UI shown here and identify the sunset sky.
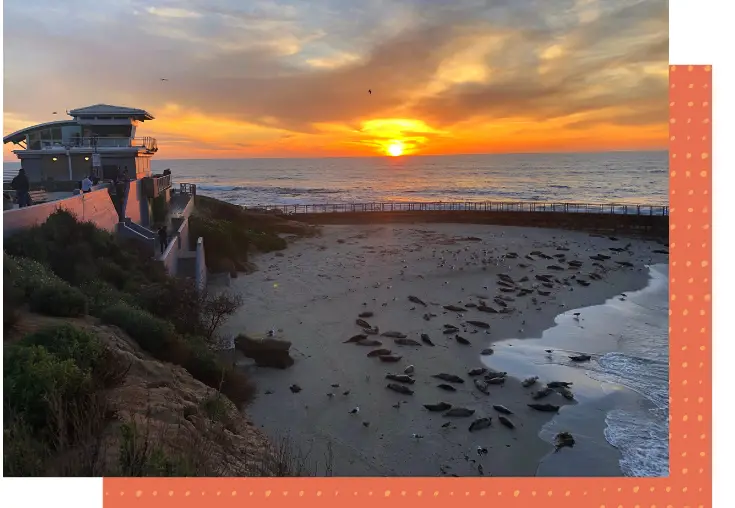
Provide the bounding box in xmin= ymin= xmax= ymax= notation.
xmin=2 ymin=0 xmax=668 ymax=160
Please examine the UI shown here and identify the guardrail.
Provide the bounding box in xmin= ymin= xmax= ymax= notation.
xmin=243 ymin=201 xmax=670 ymax=216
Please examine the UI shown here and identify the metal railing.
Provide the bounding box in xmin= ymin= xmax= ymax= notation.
xmin=243 ymin=201 xmax=670 ymax=216
xmin=35 ymin=136 xmax=158 ymax=151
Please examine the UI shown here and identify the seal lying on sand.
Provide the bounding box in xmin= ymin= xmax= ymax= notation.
xmin=387 ymin=383 xmax=414 ymax=395
xmin=394 ymin=338 xmax=422 ymax=346
xmin=498 ymin=415 xmax=515 ymax=429
xmin=408 ymin=295 xmax=427 ymax=306
xmin=468 ymin=417 xmax=492 ymax=432
xmin=528 ymin=403 xmax=560 ymax=412
xmin=382 ymin=331 xmax=408 ymax=338
xmin=378 ymin=354 xmax=402 ymax=363
xmin=437 ymin=384 xmax=457 ymax=392
xmin=444 ymin=305 xmax=467 ymax=312
xmin=468 ymin=368 xmax=487 ymax=376
xmin=455 ymin=335 xmax=471 ymax=345
xmin=367 ymin=348 xmax=392 ymax=357
xmin=521 ymin=376 xmax=539 ymax=387
xmin=466 ymin=320 xmax=490 ymax=329
xmin=493 ymin=404 xmax=513 ymax=415
xmin=474 ymin=379 xmax=490 ymax=395
xmin=356 ymin=339 xmax=382 ymax=347
xmin=386 ymin=374 xmax=415 ymax=384
xmin=533 ymin=387 xmax=553 ymax=399
xmin=421 ymin=333 xmax=435 ymax=346
xmin=569 ymin=354 xmax=591 ymax=362
xmin=344 ymin=334 xmax=368 ymax=343
xmin=444 ymin=408 xmax=475 ymax=417
xmin=424 ymin=402 xmax=452 ymax=412
xmin=356 ymin=318 xmax=372 ymax=329
xmin=433 ymin=373 xmax=464 ymax=383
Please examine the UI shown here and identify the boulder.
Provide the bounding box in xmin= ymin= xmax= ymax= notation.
xmin=234 ymin=334 xmax=294 ymax=369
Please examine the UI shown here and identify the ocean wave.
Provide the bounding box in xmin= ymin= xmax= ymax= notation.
xmin=604 ymin=409 xmax=669 ymax=477
xmin=589 ymin=352 xmax=669 ymax=410
xmin=196 ymin=184 xmax=342 ymax=195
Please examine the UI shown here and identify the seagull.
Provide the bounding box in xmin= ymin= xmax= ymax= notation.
xmin=160 ymin=78 xmax=169 ymax=81
xmin=368 ymin=89 xmax=372 ymax=95
xmin=52 ymin=111 xmax=58 ymax=115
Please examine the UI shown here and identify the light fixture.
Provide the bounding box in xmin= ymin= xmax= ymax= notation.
xmin=84 ymin=156 xmax=90 ymax=161
xmin=52 ymin=157 xmax=58 ymax=161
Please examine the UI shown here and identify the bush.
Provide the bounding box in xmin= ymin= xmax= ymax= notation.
xmin=101 ymin=304 xmax=175 ymax=357
xmin=4 ymin=254 xmax=65 ymax=298
xmin=3 ymin=345 xmax=93 ymax=436
xmin=20 ymin=325 xmax=103 ymax=372
xmin=4 ymin=277 xmax=24 ymax=330
xmin=28 ymin=283 xmax=88 ymax=317
xmin=79 ymin=280 xmax=138 ymax=316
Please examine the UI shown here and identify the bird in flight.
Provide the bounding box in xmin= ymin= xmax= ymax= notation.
xmin=160 ymin=78 xmax=169 ymax=81
xmin=368 ymin=89 xmax=372 ymax=94
xmin=52 ymin=111 xmax=57 ymax=115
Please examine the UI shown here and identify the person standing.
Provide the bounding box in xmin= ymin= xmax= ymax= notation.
xmin=10 ymin=168 xmax=30 ymax=208
xmin=81 ymin=174 xmax=94 ymax=193
xmin=157 ymin=226 xmax=168 ymax=254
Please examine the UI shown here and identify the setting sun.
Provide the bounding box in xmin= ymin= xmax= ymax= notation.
xmin=387 ymin=142 xmax=404 ymax=157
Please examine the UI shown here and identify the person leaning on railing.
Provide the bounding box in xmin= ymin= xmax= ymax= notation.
xmin=10 ymin=168 xmax=31 ymax=208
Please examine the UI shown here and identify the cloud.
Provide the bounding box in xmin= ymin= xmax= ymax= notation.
xmin=3 ymin=0 xmax=668 ymax=158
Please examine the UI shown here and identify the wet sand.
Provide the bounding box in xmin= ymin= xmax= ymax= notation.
xmin=220 ymin=223 xmax=669 ymax=476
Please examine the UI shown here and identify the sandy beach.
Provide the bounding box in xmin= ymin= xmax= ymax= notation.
xmin=220 ymin=223 xmax=669 ymax=476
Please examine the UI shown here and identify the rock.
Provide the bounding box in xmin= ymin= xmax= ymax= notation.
xmin=554 ymin=431 xmax=575 ymax=451
xmin=235 ymin=334 xmax=294 ymax=369
xmin=468 ymin=418 xmax=492 ymax=432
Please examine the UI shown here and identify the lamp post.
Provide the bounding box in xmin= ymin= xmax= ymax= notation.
xmin=64 ymin=144 xmax=73 ymax=180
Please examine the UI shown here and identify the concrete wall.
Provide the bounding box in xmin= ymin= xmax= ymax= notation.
xmin=3 ymin=188 xmax=119 ymax=238
xmin=122 ymin=179 xmax=151 ymax=227
xmin=195 ymin=237 xmax=207 ymax=293
xmin=159 ymin=215 xmax=191 ymax=277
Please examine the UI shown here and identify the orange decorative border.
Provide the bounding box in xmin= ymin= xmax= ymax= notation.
xmin=103 ymin=65 xmax=711 ymax=508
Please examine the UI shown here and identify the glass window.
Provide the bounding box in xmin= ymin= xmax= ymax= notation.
xmin=51 ymin=128 xmax=62 ymax=140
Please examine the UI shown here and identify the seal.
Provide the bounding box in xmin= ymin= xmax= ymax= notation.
xmin=420 ymin=333 xmax=435 ymax=346
xmin=547 ymin=381 xmax=572 ymax=388
xmin=466 ymin=320 xmax=490 ymax=329
xmin=532 ymin=387 xmax=553 ymax=399
xmin=355 ymin=339 xmax=382 ymax=346
xmin=381 ymin=331 xmax=408 ymax=338
xmin=474 ymin=379 xmax=489 ymax=395
xmin=367 ymin=348 xmax=391 ymax=357
xmin=386 ymin=374 xmax=415 ymax=384
xmin=433 ymin=373 xmax=464 ymax=383
xmin=395 ymin=338 xmax=422 ymax=346
xmin=521 ymin=376 xmax=539 ymax=387
xmin=387 ymin=383 xmax=414 ymax=395
xmin=554 ymin=431 xmax=575 ymax=451
xmin=437 ymin=383 xmax=457 ymax=391
xmin=408 ymin=295 xmax=428 ymax=306
xmin=443 ymin=305 xmax=467 ymax=312
xmin=378 ymin=354 xmax=402 ymax=363
xmin=492 ymin=404 xmax=513 ymax=415
xmin=480 ymin=348 xmax=494 ymax=355
xmin=443 ymin=407 xmax=475 ymax=417
xmin=468 ymin=417 xmax=492 ymax=432
xmin=356 ymin=318 xmax=372 ymax=329
xmin=498 ymin=415 xmax=515 ymax=429
xmin=344 ymin=334 xmax=368 ymax=343
xmin=468 ymin=368 xmax=487 ymax=376
xmin=569 ymin=354 xmax=591 ymax=362
xmin=423 ymin=402 xmax=452 ymax=412
xmin=556 ymin=387 xmax=575 ymax=400
xmin=485 ymin=376 xmax=505 ymax=385
xmin=455 ymin=335 xmax=471 ymax=345
xmin=358 ymin=311 xmax=374 ymax=318
xmin=528 ymin=403 xmax=560 ymax=412
xmin=477 ymin=305 xmax=498 ymax=313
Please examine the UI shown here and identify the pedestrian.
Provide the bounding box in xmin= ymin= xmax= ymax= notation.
xmin=122 ymin=167 xmax=130 ymax=181
xmin=158 ymin=226 xmax=168 ymax=254
xmin=81 ymin=174 xmax=94 ymax=193
xmin=10 ymin=168 xmax=30 ymax=208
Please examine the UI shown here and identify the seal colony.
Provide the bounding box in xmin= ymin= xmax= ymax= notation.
xmin=223 ymin=222 xmax=669 ymax=476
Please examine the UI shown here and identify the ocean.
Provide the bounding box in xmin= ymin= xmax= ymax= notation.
xmin=6 ymin=150 xmax=668 ymax=206
xmin=481 ymin=264 xmax=670 ymax=477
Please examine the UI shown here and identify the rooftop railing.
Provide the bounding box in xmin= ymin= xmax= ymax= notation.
xmin=35 ymin=136 xmax=158 ymax=151
xmin=243 ymin=201 xmax=670 ymax=216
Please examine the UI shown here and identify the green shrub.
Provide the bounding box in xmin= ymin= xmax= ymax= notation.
xmin=4 ymin=255 xmax=65 ymax=298
xmin=3 ymin=345 xmax=93 ymax=435
xmin=245 ymin=230 xmax=287 ymax=252
xmin=3 ymin=276 xmax=24 ymax=330
xmin=20 ymin=324 xmax=103 ymax=373
xmin=100 ymin=304 xmax=175 ymax=357
xmin=79 ymin=280 xmax=137 ymax=316
xmin=28 ymin=283 xmax=88 ymax=317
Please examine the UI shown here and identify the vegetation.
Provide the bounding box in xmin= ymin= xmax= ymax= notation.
xmin=190 ymin=194 xmax=318 ymax=272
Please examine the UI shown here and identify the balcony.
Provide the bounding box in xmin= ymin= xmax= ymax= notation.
xmin=33 ymin=137 xmax=158 ymax=152
xmin=142 ymin=173 xmax=173 ymax=199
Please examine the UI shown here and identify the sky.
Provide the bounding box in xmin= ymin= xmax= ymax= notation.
xmin=2 ymin=0 xmax=669 ymax=160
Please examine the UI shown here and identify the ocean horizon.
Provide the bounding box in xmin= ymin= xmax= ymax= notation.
xmin=5 ymin=150 xmax=668 ymax=207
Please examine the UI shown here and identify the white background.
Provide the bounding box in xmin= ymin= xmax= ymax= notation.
xmin=1 ymin=0 xmax=731 ymax=506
